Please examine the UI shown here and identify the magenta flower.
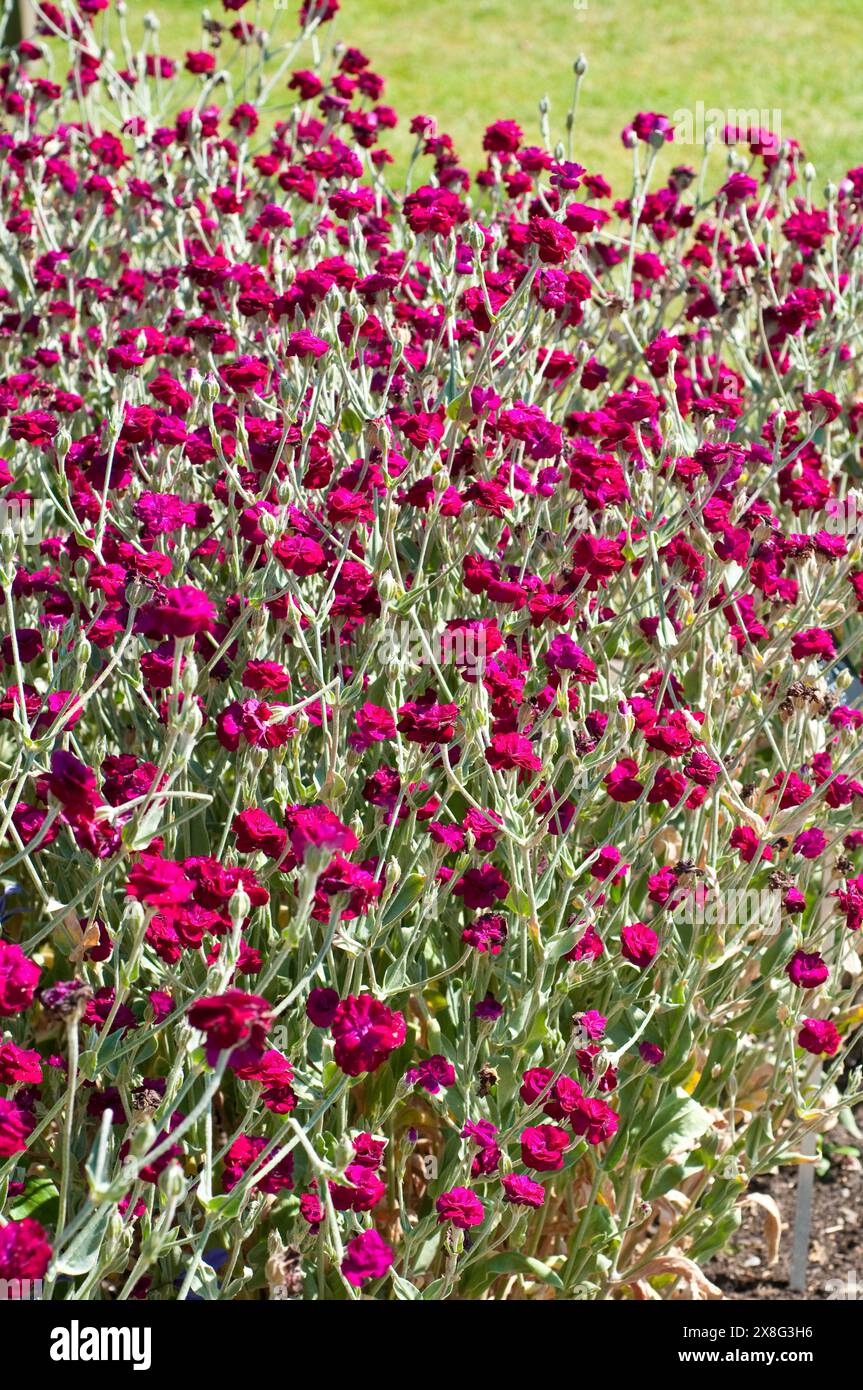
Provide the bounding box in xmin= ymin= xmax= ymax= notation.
xmin=502 ymin=1174 xmax=546 ymax=1208
xmin=405 ymin=1054 xmax=456 ymax=1094
xmin=285 ymin=803 xmax=358 ymax=861
xmin=453 ymin=865 xmax=510 ymax=910
xmin=791 ymin=627 xmax=835 ymax=661
xmin=786 ymin=950 xmax=830 ymax=989
xmin=0 ymin=1098 xmax=34 ymax=1157
xmin=798 ymin=1018 xmax=840 ymax=1056
xmin=331 ymin=994 xmax=406 ymax=1075
xmin=232 ymin=808 xmax=287 ymax=858
xmin=341 ymin=1229 xmax=394 ymax=1287
xmin=138 ymin=585 xmax=216 ymax=638
xmin=0 ymin=1219 xmax=51 ymax=1288
xmin=462 ymin=912 xmax=508 ymax=954
xmin=520 ymin=1124 xmax=570 ymax=1171
xmin=188 ymin=990 xmax=272 ymax=1066
xmin=306 ymin=987 xmax=340 ymax=1028
xmin=620 ymin=922 xmax=659 ymax=969
xmin=222 ymin=1135 xmax=294 ymax=1195
xmin=0 ymin=1043 xmax=43 ymax=1086
xmin=569 ymin=1096 xmax=620 ymax=1145
xmin=0 ymin=941 xmax=40 ymax=1017
xmin=436 ymin=1186 xmax=485 ymax=1228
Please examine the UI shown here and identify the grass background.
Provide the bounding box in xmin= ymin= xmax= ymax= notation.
xmin=119 ymin=0 xmax=863 ymax=186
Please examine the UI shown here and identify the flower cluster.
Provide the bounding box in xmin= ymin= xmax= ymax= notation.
xmin=0 ymin=0 xmax=861 ymax=1302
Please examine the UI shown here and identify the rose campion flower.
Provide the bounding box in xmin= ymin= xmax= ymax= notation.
xmin=286 ymin=330 xmax=329 ymax=360
xmin=47 ymin=749 xmax=103 ymax=818
xmin=502 ymin=1173 xmax=546 ymax=1208
xmin=604 ymin=758 xmax=643 ymax=802
xmin=527 ymin=216 xmax=576 ymax=265
xmin=349 ymin=702 xmax=396 ymax=751
xmin=589 ymin=846 xmax=628 ymax=884
xmin=792 ymin=827 xmax=827 ymax=859
xmin=519 ymin=1067 xmax=555 ymax=1106
xmin=220 ymin=355 xmax=269 ymax=395
xmin=329 ymin=1164 xmax=386 ymax=1213
xmin=461 ymin=1119 xmax=501 ymax=1175
xmin=0 ymin=1042 xmax=43 ymax=1086
xmin=396 ymin=693 xmax=459 ymax=745
xmin=453 ymin=865 xmax=510 ymax=910
xmin=0 ymin=1097 xmax=34 ymax=1156
xmin=483 ymin=119 xmax=523 ymax=154
xmin=520 ymin=1124 xmax=570 ymax=1171
xmin=791 ymin=627 xmax=835 ymax=661
xmin=786 ymin=950 xmax=829 ymax=989
xmin=222 ymin=1135 xmax=294 ymax=1194
xmin=544 ymin=634 xmax=598 ymax=681
xmin=565 ymin=924 xmax=605 ymax=962
xmin=485 ymin=731 xmax=542 ymax=773
xmin=285 ymin=803 xmax=358 ymax=861
xmin=623 ymin=111 xmax=674 ymax=145
xmin=720 ymin=171 xmax=758 ymax=203
xmin=620 ymin=922 xmax=659 ymax=969
xmin=473 ymin=991 xmax=504 ymax=1020
xmin=797 ymin=1018 xmax=840 ymax=1056
xmin=461 ymin=911 xmax=508 ymax=954
xmin=188 ymin=990 xmax=272 ymax=1066
xmin=233 ymin=1050 xmax=296 ymax=1113
xmin=573 ymin=1010 xmax=607 ymax=1043
xmin=802 ymin=389 xmax=841 ymax=422
xmin=569 ymin=1096 xmax=620 ymax=1145
xmin=331 ymin=994 xmax=406 ymax=1076
xmin=341 ymin=1229 xmax=393 ymax=1287
xmin=232 ymin=807 xmax=287 ymax=858
xmin=306 ymin=987 xmax=340 ymax=1028
xmin=404 ymin=1055 xmax=456 ymax=1094
xmin=0 ymin=1218 xmax=51 ymax=1288
xmin=126 ymin=854 xmax=195 ymax=907
xmin=436 ymin=1186 xmax=485 ymax=1228
xmin=242 ymin=660 xmax=290 ymax=693
xmin=352 ymin=1133 xmax=387 ymax=1169
xmin=300 ymin=1192 xmax=324 ymax=1231
xmin=730 ymin=825 xmax=773 ymax=865
xmin=0 ymin=941 xmax=40 ymax=1016
xmin=138 ymin=585 xmax=216 ymax=638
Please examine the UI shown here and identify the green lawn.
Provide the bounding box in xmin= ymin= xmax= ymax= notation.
xmin=120 ymin=0 xmax=863 ymax=187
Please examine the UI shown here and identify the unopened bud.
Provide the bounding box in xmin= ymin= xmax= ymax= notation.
xmin=159 ymin=1160 xmax=186 ymax=1202
xmin=202 ymin=373 xmax=220 ymax=404
xmin=229 ymin=885 xmax=252 ymax=925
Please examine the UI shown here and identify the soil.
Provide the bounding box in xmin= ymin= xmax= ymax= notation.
xmin=706 ymin=1112 xmax=863 ymax=1300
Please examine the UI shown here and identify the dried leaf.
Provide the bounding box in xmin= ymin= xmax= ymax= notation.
xmin=743 ymin=1192 xmax=782 ymax=1265
xmin=625 ymin=1253 xmax=723 ymax=1300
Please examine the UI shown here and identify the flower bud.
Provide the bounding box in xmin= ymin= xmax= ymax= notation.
xmin=229 ymin=885 xmax=252 ymax=925
xmin=128 ymin=1119 xmax=158 ymax=1158
xmin=202 ymin=372 xmax=220 ymax=404
xmin=159 ymin=1159 xmax=186 ymax=1202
